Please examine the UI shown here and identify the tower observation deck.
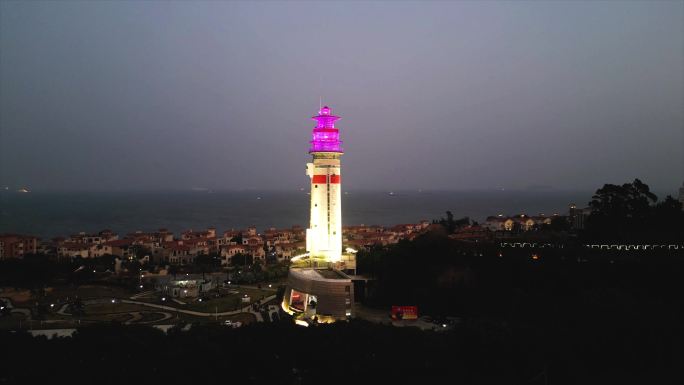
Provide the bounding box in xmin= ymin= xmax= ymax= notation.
xmin=309 ymin=105 xmax=343 ymax=153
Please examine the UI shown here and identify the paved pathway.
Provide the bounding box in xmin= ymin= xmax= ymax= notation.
xmin=139 ymin=312 xmax=172 ymax=324
xmin=125 ymin=312 xmax=143 ymax=324
xmin=57 ymin=304 xmax=70 ymax=315
xmin=1 ymin=297 xmax=30 ymax=317
xmin=10 ymin=308 xmax=30 ymax=317
xmin=252 ymin=311 xmax=264 ymax=322
xmin=130 ymin=290 xmax=155 ymax=300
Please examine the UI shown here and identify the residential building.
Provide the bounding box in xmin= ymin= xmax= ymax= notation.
xmin=0 ymin=234 xmax=39 ymax=259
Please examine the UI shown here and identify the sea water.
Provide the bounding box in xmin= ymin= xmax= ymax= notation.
xmin=0 ymin=190 xmax=591 ymax=238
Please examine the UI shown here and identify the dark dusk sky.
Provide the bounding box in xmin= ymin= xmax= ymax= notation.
xmin=1 ymin=1 xmax=682 ymax=193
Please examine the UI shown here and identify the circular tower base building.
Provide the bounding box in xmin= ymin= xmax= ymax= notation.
xmin=282 ymin=267 xmax=353 ymax=322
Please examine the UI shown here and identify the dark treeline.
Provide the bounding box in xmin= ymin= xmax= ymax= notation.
xmin=2 ymin=317 xmax=679 ymax=385
xmin=584 ymin=179 xmax=684 ymax=242
xmin=357 ymin=231 xmax=684 ymax=315
xmin=349 ymin=179 xmax=684 ymax=384
xmin=352 ymin=233 xmax=684 ymax=384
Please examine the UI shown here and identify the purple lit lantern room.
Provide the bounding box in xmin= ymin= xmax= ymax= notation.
xmin=310 ymin=106 xmax=343 ymax=153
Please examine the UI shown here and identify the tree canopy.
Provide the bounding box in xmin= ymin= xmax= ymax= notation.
xmin=585 ymin=178 xmax=683 ymax=241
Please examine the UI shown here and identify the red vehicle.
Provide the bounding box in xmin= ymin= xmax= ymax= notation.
xmin=391 ymin=306 xmax=418 ymax=320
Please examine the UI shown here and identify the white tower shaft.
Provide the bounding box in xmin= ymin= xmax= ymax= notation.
xmin=305 ymin=105 xmax=343 ymax=262
xmin=306 ymin=153 xmax=342 ymax=261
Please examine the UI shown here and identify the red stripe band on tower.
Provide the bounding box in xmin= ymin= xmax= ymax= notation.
xmin=312 ymin=175 xmax=327 ymax=184
xmin=330 ymin=175 xmax=341 ymax=184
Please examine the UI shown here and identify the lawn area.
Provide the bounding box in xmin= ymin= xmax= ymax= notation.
xmin=0 ymin=312 xmax=254 ymax=330
xmin=126 ymin=295 xmax=162 ymax=305
xmin=0 ymin=304 xmax=258 ymax=330
xmin=37 ymin=303 xmax=145 ymax=324
xmin=80 ymin=312 xmax=132 ymax=323
xmin=173 ymin=312 xmax=257 ymax=326
xmin=0 ymin=284 xmax=274 ymax=329
xmin=32 ymin=314 xmax=132 ymax=328
xmin=0 ymin=313 xmax=28 ymax=329
xmin=38 ymin=284 xmax=136 ymax=305
xmin=48 ymin=285 xmax=137 ymax=300
xmin=138 ymin=312 xmax=169 ymax=323
xmin=133 ymin=287 xmax=275 ymax=313
xmin=2 ymin=304 xmax=146 ymax=326
xmin=1 ymin=316 xmax=81 ymax=330
xmin=85 ymin=302 xmax=152 ymax=315
xmin=183 ymin=287 xmax=274 ymax=313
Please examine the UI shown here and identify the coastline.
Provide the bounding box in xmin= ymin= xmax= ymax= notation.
xmin=0 ymin=189 xmax=590 ymax=239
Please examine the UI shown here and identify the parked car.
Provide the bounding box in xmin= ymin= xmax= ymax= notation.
xmin=431 ymin=316 xmax=450 ymax=326
xmin=223 ymin=320 xmax=242 ymax=328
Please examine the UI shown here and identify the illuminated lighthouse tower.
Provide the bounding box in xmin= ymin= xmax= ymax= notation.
xmin=282 ymin=105 xmax=353 ymax=321
xmin=306 ymin=106 xmax=343 ymax=262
